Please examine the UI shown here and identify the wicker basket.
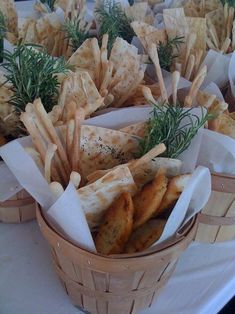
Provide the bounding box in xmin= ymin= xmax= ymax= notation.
xmin=0 ymin=189 xmax=36 ymax=223
xmin=195 ymin=172 xmax=235 ymax=243
xmin=36 ymin=205 xmax=198 ymax=314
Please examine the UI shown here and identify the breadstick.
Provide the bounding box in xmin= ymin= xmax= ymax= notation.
xmin=148 ymin=43 xmax=168 ymax=102
xmin=183 ymin=33 xmax=196 ymax=76
xmin=207 ymin=21 xmax=220 ymax=50
xmin=48 ymin=105 xmax=62 ymax=125
xmin=70 ymin=171 xmax=81 ymax=189
xmin=220 ymin=37 xmax=231 ymax=54
xmin=26 ymin=102 xmax=68 ymax=184
xmin=226 ymin=7 xmax=234 ymax=39
xmin=142 ymin=86 xmax=156 ymax=104
xmin=130 ymin=144 xmax=166 ymax=171
xmin=99 ymin=61 xmax=113 ymax=96
xmin=91 ymin=38 xmax=101 ymax=88
xmin=34 ymin=99 xmax=71 ymax=177
xmin=49 ymin=181 xmax=64 ymax=198
xmin=20 ymin=112 xmax=46 ymax=163
xmin=72 ymin=109 xmax=85 ymax=172
xmin=206 ymin=37 xmax=217 ymax=51
xmin=175 ymin=62 xmax=182 ymax=74
xmin=184 ymin=65 xmax=207 ymax=107
xmin=194 ymin=49 xmax=203 ymax=76
xmin=66 ymin=119 xmax=75 ymax=164
xmin=45 ymin=144 xmax=57 ymax=183
xmin=100 ymin=34 xmax=109 ymax=81
xmin=185 ymin=54 xmax=195 ymax=81
xmin=172 ymin=71 xmax=180 ymax=105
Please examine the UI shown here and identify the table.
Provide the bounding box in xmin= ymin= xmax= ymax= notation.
xmin=1 ymin=220 xmax=235 ymax=314
xmin=1 ymin=1 xmax=235 ymax=313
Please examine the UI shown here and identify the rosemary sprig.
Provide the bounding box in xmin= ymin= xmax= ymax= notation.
xmin=221 ymin=0 xmax=235 ymax=7
xmin=40 ymin=0 xmax=56 ymax=11
xmin=157 ymin=36 xmax=184 ymax=71
xmin=0 ymin=10 xmax=7 ymax=39
xmin=95 ymin=0 xmax=135 ymax=53
xmin=63 ymin=16 xmax=91 ymax=51
xmin=138 ymin=102 xmax=213 ymax=159
xmin=2 ymin=43 xmax=69 ymax=112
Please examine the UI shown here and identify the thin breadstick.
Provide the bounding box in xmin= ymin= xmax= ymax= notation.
xmin=21 ymin=110 xmax=64 ymax=183
xmin=220 ymin=37 xmax=231 ymax=54
xmin=25 ymin=147 xmax=43 ymax=169
xmin=185 ymin=54 xmax=195 ymax=81
xmin=175 ymin=62 xmax=182 ymax=74
xmin=142 ymin=86 xmax=156 ymax=104
xmin=207 ymin=21 xmax=220 ymax=49
xmin=45 ymin=144 xmax=57 ymax=183
xmin=72 ymin=109 xmax=85 ymax=172
xmin=226 ymin=7 xmax=234 ymax=39
xmin=48 ymin=105 xmax=62 ymax=125
xmin=26 ymin=102 xmax=68 ymax=184
xmin=66 ymin=119 xmax=75 ymax=164
xmin=148 ymin=43 xmax=168 ymax=102
xmin=91 ymin=38 xmax=101 ymax=88
xmin=206 ymin=36 xmax=217 ymax=51
xmin=194 ymin=49 xmax=203 ymax=76
xmin=49 ymin=181 xmax=64 ymax=198
xmin=183 ymin=33 xmax=197 ymax=75
xmin=20 ymin=112 xmax=47 ymax=163
xmin=70 ymin=171 xmax=81 ymax=189
xmin=34 ymin=99 xmax=71 ymax=177
xmin=172 ymin=71 xmax=180 ymax=105
xmin=184 ymin=65 xmax=207 ymax=107
xmin=100 ymin=34 xmax=108 ymax=81
xmin=99 ymin=61 xmax=113 ymax=96
xmin=130 ymin=144 xmax=166 ymax=171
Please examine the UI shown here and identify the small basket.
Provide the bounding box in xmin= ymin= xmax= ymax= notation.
xmin=36 ymin=205 xmax=198 ymax=314
xmin=195 ymin=172 xmax=235 ymax=243
xmin=0 ymin=189 xmax=36 ymax=223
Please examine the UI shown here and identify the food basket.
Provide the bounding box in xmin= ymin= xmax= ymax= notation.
xmin=0 ymin=189 xmax=36 ymax=223
xmin=196 ymin=172 xmax=235 ymax=243
xmin=36 ymin=205 xmax=198 ymax=314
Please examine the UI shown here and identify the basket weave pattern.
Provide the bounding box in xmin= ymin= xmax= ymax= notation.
xmin=196 ymin=173 xmax=235 ymax=243
xmin=37 ymin=207 xmax=197 ymax=314
xmin=0 ymin=189 xmax=36 ymax=223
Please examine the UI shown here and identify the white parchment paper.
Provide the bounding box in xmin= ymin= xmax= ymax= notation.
xmin=0 ymin=106 xmax=210 ymax=251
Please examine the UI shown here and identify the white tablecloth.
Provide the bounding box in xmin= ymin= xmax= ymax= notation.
xmin=1 ymin=220 xmax=235 ymax=314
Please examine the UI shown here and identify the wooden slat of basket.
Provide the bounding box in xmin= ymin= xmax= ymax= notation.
xmin=55 ymin=249 xmax=78 ymax=280
xmin=107 ymin=300 xmax=133 ymax=314
xmin=96 ymin=298 xmax=108 ymax=314
xmin=81 ymin=268 xmax=97 ymax=313
xmin=216 ymin=199 xmax=235 ymax=241
xmin=0 ymin=206 xmax=21 ymax=222
xmin=195 ymin=191 xmax=235 ymax=243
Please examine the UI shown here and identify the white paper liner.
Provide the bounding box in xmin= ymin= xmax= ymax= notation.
xmin=0 ymin=162 xmax=22 ymax=202
xmin=0 ymin=106 xmax=210 ymax=252
xmin=197 ymin=129 xmax=235 ymax=175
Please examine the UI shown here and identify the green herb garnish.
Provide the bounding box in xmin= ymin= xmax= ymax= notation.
xmin=63 ymin=16 xmax=91 ymax=51
xmin=95 ymin=0 xmax=135 ymax=53
xmin=40 ymin=0 xmax=56 ymax=11
xmin=138 ymin=102 xmax=212 ymax=158
xmin=221 ymin=0 xmax=235 ymax=7
xmin=157 ymin=36 xmax=184 ymax=71
xmin=0 ymin=10 xmax=7 ymax=63
xmin=2 ymin=43 xmax=69 ymax=112
xmin=0 ymin=10 xmax=7 ymax=39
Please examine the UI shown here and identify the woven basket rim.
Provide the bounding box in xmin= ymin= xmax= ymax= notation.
xmin=36 ymin=204 xmax=197 ymax=263
xmin=211 ymin=172 xmax=235 ymax=180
